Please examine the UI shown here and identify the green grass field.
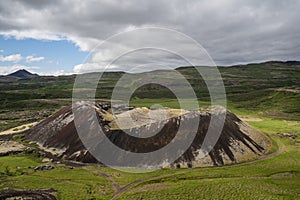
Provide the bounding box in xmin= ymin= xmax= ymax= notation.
xmin=0 ymin=62 xmax=299 ymax=199
xmin=0 ymin=105 xmax=299 ymax=199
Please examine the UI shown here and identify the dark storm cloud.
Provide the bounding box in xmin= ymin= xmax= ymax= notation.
xmin=0 ymin=0 xmax=299 ymax=72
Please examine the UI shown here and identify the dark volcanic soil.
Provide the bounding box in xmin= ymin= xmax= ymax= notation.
xmin=23 ymin=102 xmax=270 ymax=167
xmin=0 ymin=189 xmax=57 ymax=200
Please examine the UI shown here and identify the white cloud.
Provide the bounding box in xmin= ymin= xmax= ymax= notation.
xmin=38 ymin=70 xmax=73 ymax=76
xmin=67 ymin=36 xmax=101 ymax=52
xmin=73 ymin=62 xmax=119 ymax=73
xmin=0 ymin=30 xmax=65 ymax=41
xmin=0 ymin=65 xmax=39 ymax=75
xmin=0 ymin=0 xmax=300 ymax=72
xmin=72 ymin=28 xmax=213 ymax=73
xmin=26 ymin=55 xmax=45 ymax=63
xmin=0 ymin=54 xmax=22 ymax=62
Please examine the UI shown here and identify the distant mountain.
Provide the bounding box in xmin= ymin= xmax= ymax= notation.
xmin=7 ymin=69 xmax=39 ymax=79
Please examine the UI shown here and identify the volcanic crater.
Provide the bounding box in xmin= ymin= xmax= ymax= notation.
xmin=22 ymin=102 xmax=271 ymax=168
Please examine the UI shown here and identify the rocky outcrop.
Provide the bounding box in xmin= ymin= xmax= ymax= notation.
xmin=0 ymin=141 xmax=26 ymax=156
xmin=0 ymin=189 xmax=57 ymax=200
xmin=23 ymin=102 xmax=270 ymax=167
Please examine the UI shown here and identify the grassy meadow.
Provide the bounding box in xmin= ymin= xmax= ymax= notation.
xmin=0 ymin=62 xmax=299 ymax=199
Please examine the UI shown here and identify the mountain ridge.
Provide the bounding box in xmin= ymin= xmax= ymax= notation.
xmin=7 ymin=69 xmax=39 ymax=79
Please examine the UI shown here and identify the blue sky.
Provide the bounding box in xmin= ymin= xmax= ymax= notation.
xmin=0 ymin=36 xmax=89 ymax=75
xmin=0 ymin=1 xmax=299 ymax=75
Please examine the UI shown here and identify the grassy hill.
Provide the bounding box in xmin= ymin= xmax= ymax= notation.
xmin=1 ymin=61 xmax=299 ymax=131
xmin=0 ymin=61 xmax=299 ymax=199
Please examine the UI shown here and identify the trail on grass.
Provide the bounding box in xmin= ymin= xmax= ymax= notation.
xmin=110 ymin=136 xmax=285 ymax=200
xmin=84 ymin=168 xmax=121 ymax=193
xmin=0 ymin=122 xmax=286 ymax=200
xmin=0 ymin=122 xmax=37 ymax=136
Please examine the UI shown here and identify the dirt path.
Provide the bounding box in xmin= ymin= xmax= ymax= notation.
xmin=0 ymin=123 xmax=286 ymax=200
xmin=240 ymin=117 xmax=263 ymax=122
xmin=110 ymin=136 xmax=285 ymax=200
xmin=0 ymin=122 xmax=37 ymax=136
xmin=99 ymin=172 xmax=122 ymax=192
xmin=84 ymin=168 xmax=121 ymax=193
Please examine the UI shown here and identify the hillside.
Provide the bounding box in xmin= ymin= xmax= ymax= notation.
xmin=22 ymin=102 xmax=270 ymax=167
xmin=0 ymin=61 xmax=299 ymax=199
xmin=0 ymin=61 xmax=299 ymax=132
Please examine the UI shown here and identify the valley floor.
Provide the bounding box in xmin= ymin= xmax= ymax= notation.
xmin=0 ymin=110 xmax=299 ymax=199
